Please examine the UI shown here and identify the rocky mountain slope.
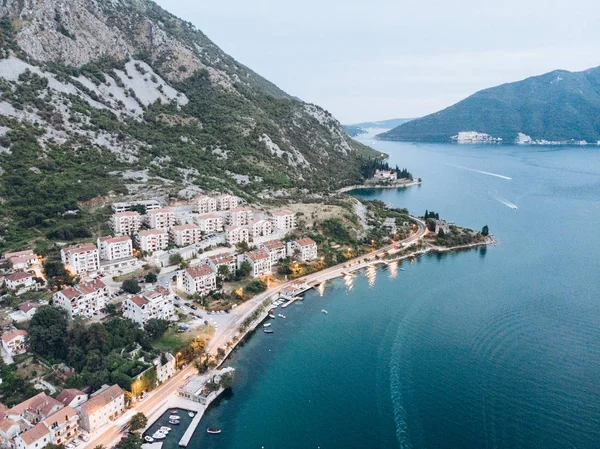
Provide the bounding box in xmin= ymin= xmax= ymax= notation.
xmin=0 ymin=0 xmax=377 ymax=249
xmin=378 ymin=66 xmax=600 ymax=144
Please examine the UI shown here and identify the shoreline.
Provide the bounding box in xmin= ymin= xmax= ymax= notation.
xmin=338 ymin=179 xmax=422 ymax=193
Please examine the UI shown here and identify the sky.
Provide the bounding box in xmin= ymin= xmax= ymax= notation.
xmin=155 ymin=0 xmax=600 ymax=124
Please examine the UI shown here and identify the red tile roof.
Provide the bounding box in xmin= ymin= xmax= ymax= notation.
xmin=272 ymin=209 xmax=294 ymax=217
xmin=6 ymin=272 xmax=33 ymax=282
xmin=296 ymin=237 xmax=316 ymax=247
xmin=186 ymin=265 xmax=216 ymax=278
xmin=99 ymin=235 xmax=131 ymax=244
xmin=147 ymin=208 xmax=174 ymax=215
xmin=62 ymin=243 xmax=97 ymax=254
xmin=4 ymin=250 xmax=35 ymax=259
xmin=18 ymin=302 xmax=38 ymax=313
xmin=129 ymin=295 xmax=149 ymax=307
xmin=113 ymin=211 xmax=140 ymax=218
xmin=56 ymin=389 xmax=86 ymax=406
xmin=81 ymin=385 xmax=124 ymax=415
xmin=172 ymin=224 xmax=199 ymax=231
xmin=8 ymin=392 xmax=61 ymax=416
xmin=138 ymin=229 xmax=167 ymax=237
xmin=18 ymin=422 xmax=49 ymax=445
xmin=246 ymin=249 xmax=269 ymax=262
xmin=1 ymin=329 xmax=27 ymax=344
xmin=42 ymin=406 xmax=77 ymax=427
xmin=261 ymin=239 xmax=284 ymax=250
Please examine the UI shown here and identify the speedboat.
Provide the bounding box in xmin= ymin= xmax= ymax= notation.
xmin=263 ymin=323 xmax=271 ymax=327
xmin=188 ymin=412 xmax=195 ymax=418
xmin=278 ymin=314 xmax=286 ymax=319
xmin=152 ymin=431 xmax=166 ymax=440
xmin=321 ymin=309 xmax=328 ymax=314
xmin=144 ymin=436 xmax=154 ymax=443
xmin=264 ymin=329 xmax=273 ymax=333
xmin=207 ymin=428 xmax=221 ymax=434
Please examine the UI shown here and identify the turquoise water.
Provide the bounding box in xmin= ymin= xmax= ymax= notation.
xmin=143 ymin=408 xmax=194 ymax=449
xmin=193 ymin=139 xmax=600 ymax=448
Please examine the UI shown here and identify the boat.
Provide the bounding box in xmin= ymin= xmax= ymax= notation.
xmin=278 ymin=314 xmax=286 ymax=318
xmin=144 ymin=436 xmax=154 ymax=443
xmin=399 ymin=268 xmax=406 ymax=271
xmin=151 ymin=431 xmax=166 ymax=440
xmin=168 ymin=419 xmax=180 ymax=425
xmin=263 ymin=329 xmax=273 ymax=333
xmin=169 ymin=415 xmax=181 ymax=420
xmin=188 ymin=412 xmax=195 ymax=418
xmin=321 ymin=309 xmax=328 ymax=314
xmin=263 ymin=323 xmax=272 ymax=327
xmin=160 ymin=426 xmax=171 ymax=432
xmin=207 ymin=428 xmax=221 ymax=434
xmin=268 ymin=313 xmax=275 ymax=319
xmin=169 ymin=410 xmax=178 ymax=415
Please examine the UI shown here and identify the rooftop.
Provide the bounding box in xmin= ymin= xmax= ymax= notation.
xmin=261 ymin=239 xmax=284 ymax=250
xmin=246 ymin=249 xmax=269 ymax=262
xmin=1 ymin=329 xmax=28 ymax=343
xmin=55 ymin=389 xmax=86 ymax=406
xmin=62 ymin=243 xmax=97 ymax=254
xmin=99 ymin=235 xmax=131 ymax=244
xmin=138 ymin=229 xmax=167 ymax=237
xmin=18 ymin=302 xmax=38 ymax=313
xmin=147 ymin=208 xmax=174 ymax=215
xmin=81 ymin=384 xmax=124 ymax=415
xmin=6 ymin=271 xmax=33 ymax=282
xmin=186 ymin=265 xmax=216 ymax=279
xmin=112 ymin=211 xmax=140 ymax=218
xmin=18 ymin=422 xmax=49 ymax=445
xmin=296 ymin=237 xmax=316 ymax=247
xmin=5 ymin=249 xmax=35 ymax=259
xmin=9 ymin=392 xmax=61 ymax=416
xmin=272 ymin=209 xmax=294 ymax=217
xmin=172 ymin=224 xmax=200 ymax=231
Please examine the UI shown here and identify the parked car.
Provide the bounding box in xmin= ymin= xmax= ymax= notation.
xmin=190 ymin=304 xmax=198 ymax=310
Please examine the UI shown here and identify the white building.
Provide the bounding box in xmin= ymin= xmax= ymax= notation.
xmin=225 ymin=226 xmax=249 ymax=245
xmin=53 ymin=279 xmax=109 ymax=319
xmin=271 ymin=209 xmax=296 ymax=231
xmin=288 ymin=237 xmax=318 ymax=261
xmin=227 ymin=208 xmax=253 ymax=226
xmin=109 ymin=211 xmax=142 ymax=235
xmin=61 ymin=243 xmax=100 ymax=276
xmin=260 ymin=239 xmax=287 ymax=264
xmin=176 ymin=265 xmax=217 ymax=296
xmin=206 ymin=253 xmax=237 ymax=276
xmin=56 ymin=388 xmax=89 ymax=408
xmin=169 ymin=224 xmax=202 ymax=246
xmin=97 ymin=236 xmax=133 ymax=261
xmin=241 ymin=249 xmax=272 ymax=278
xmin=135 ymin=229 xmax=169 ymax=253
xmin=373 ymin=169 xmax=398 ymax=180
xmin=5 ymin=272 xmax=36 ymax=292
xmin=154 ymin=353 xmax=176 ymax=384
xmin=123 ymin=286 xmax=174 ymax=326
xmin=217 ymin=194 xmax=239 ymax=211
xmin=4 ymin=250 xmax=38 ymax=270
xmin=77 ymin=384 xmax=125 ymax=433
xmin=249 ymin=219 xmax=273 ymax=238
xmin=144 ymin=208 xmax=176 ymax=230
xmin=1 ymin=329 xmax=28 ymax=357
xmin=196 ymin=214 xmax=224 ymax=233
xmin=111 ymin=200 xmax=161 ymax=213
xmin=196 ymin=195 xmax=217 ymax=214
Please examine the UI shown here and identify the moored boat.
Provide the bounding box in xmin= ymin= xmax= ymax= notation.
xmin=152 ymin=431 xmax=166 ymax=440
xmin=207 ymin=428 xmax=221 ymax=434
xmin=278 ymin=314 xmax=286 ymax=318
xmin=144 ymin=436 xmax=154 ymax=443
xmin=264 ymin=329 xmax=273 ymax=333
xmin=188 ymin=412 xmax=195 ymax=418
xmin=263 ymin=323 xmax=272 ymax=327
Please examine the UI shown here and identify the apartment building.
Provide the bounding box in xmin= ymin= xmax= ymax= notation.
xmin=109 ymin=211 xmax=142 ymax=235
xmin=169 ymin=224 xmax=202 ymax=247
xmin=77 ymin=385 xmax=125 ymax=433
xmin=111 ymin=200 xmax=161 ymax=213
xmin=135 ymin=229 xmax=169 ymax=253
xmin=97 ymin=236 xmax=133 ymax=261
xmin=288 ymin=237 xmax=318 ymax=261
xmin=196 ymin=214 xmax=224 ymax=233
xmin=225 ymin=226 xmax=249 ymax=245
xmin=217 ymin=194 xmax=239 ymax=211
xmin=227 ymin=208 xmax=253 ymax=226
xmin=271 ymin=209 xmax=296 ymax=231
xmin=53 ymin=279 xmax=109 ymax=319
xmin=5 ymin=272 xmax=36 ymax=292
xmin=123 ymin=286 xmax=174 ymax=326
xmin=176 ymin=265 xmax=217 ymax=296
xmin=206 ymin=253 xmax=237 ymax=276
xmin=260 ymin=239 xmax=287 ymax=265
xmin=249 ymin=219 xmax=273 ymax=238
xmin=196 ymin=195 xmax=217 ymax=214
xmin=144 ymin=208 xmax=176 ymax=230
xmin=241 ymin=249 xmax=272 ymax=278
xmin=60 ymin=244 xmax=100 ymax=276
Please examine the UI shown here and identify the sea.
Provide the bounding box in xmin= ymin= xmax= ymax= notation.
xmin=190 ymin=129 xmax=600 ymax=449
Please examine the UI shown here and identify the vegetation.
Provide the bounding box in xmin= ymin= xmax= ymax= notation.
xmin=129 ymin=412 xmax=148 ymax=432
xmin=122 ymin=279 xmax=141 ymax=294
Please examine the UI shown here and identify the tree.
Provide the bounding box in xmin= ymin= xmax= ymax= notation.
xmin=237 ymin=260 xmax=252 ymax=279
xmin=129 ymin=412 xmax=148 ymax=432
xmin=426 ymin=218 xmax=436 ymax=232
xmin=144 ymin=272 xmax=157 ymax=283
xmin=217 ymin=264 xmax=230 ymax=279
xmin=105 ymin=303 xmax=118 ymax=316
xmin=122 ymin=279 xmax=141 ymax=294
xmin=438 ymin=228 xmax=446 ymax=238
xmin=42 ymin=444 xmax=65 ymax=449
xmin=28 ymin=306 xmax=69 ymax=360
xmin=168 ymin=253 xmax=183 ymax=266
xmin=92 ymin=445 xmax=105 ymax=449
xmin=482 ymin=225 xmax=489 ymax=236
xmin=219 ymin=371 xmax=234 ymax=389
xmin=236 ymin=241 xmax=250 ymax=253
xmin=116 ymin=434 xmax=142 ymax=449
xmin=144 ymin=318 xmax=170 ymax=340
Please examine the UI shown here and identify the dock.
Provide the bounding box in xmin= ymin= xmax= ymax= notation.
xmin=179 ymin=411 xmax=203 ymax=447
xmin=281 ymin=296 xmax=301 ymax=308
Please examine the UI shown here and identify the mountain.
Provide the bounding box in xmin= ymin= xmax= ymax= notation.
xmin=343 ymin=125 xmax=368 ymax=137
xmin=0 ymin=0 xmax=378 ymax=250
xmin=351 ymin=118 xmax=414 ymax=129
xmin=378 ymin=67 xmax=600 ymax=143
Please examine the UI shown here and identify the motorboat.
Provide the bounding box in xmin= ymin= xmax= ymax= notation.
xmin=169 ymin=415 xmax=181 ymax=420
xmin=321 ymin=309 xmax=328 ymax=314
xmin=207 ymin=428 xmax=221 ymax=434
xmin=268 ymin=313 xmax=275 ymax=319
xmin=263 ymin=323 xmax=272 ymax=327
xmin=399 ymin=268 xmax=406 ymax=271
xmin=278 ymin=314 xmax=286 ymax=319
xmin=188 ymin=412 xmax=195 ymax=418
xmin=160 ymin=426 xmax=171 ymax=433
xmin=264 ymin=329 xmax=273 ymax=333
xmin=144 ymin=436 xmax=154 ymax=443
xmin=168 ymin=419 xmax=180 ymax=425
xmin=151 ymin=431 xmax=166 ymax=440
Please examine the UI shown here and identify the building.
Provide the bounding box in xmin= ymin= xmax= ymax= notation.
xmin=288 ymin=237 xmax=318 ymax=261
xmin=109 ymin=211 xmax=142 ymax=235
xmin=216 ymin=194 xmax=239 ymax=211
xmin=260 ymin=239 xmax=287 ymax=265
xmin=249 ymin=219 xmax=272 ymax=238
xmin=169 ymin=224 xmax=202 ymax=247
xmin=77 ymin=385 xmax=125 ymax=433
xmin=12 ymin=301 xmax=38 ymax=321
xmin=227 ymin=208 xmax=253 ymax=226
xmin=60 ymin=244 xmax=100 ymax=276
xmin=0 ymin=414 xmax=21 ymax=442
xmin=111 ymin=200 xmax=161 ymax=214
xmin=15 ymin=422 xmax=51 ymax=449
xmin=225 ymin=226 xmax=249 ymax=245
xmin=176 ymin=265 xmax=217 ymax=296
xmin=241 ymin=249 xmax=272 ymax=278
xmin=7 ymin=392 xmax=63 ymax=424
xmin=4 ymin=250 xmax=38 ymax=270
xmin=271 ymin=209 xmax=296 ymax=231
xmin=1 ymin=329 xmax=28 ymax=357
xmin=280 ymin=279 xmax=311 ymax=299
xmin=97 ymin=236 xmax=133 ymax=261
xmin=154 ymin=353 xmax=176 ymax=384
xmin=123 ymin=286 xmax=174 ymax=326
xmin=196 ymin=214 xmax=223 ymax=233
xmin=206 ymin=254 xmax=236 ymax=276
xmin=382 ymin=217 xmax=397 ymax=234
xmin=373 ymin=169 xmax=397 ymax=180
xmin=135 ymin=229 xmax=169 ymax=253
xmin=5 ymin=272 xmax=36 ymax=292
xmin=144 ymin=208 xmax=176 ymax=230
xmin=53 ymin=279 xmax=109 ymax=319
xmin=38 ymin=406 xmax=79 ymax=447
xmin=56 ymin=389 xmax=88 ymax=409
xmin=196 ymin=195 xmax=217 ymax=214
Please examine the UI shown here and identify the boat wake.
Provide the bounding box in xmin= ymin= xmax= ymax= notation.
xmin=444 ymin=164 xmax=512 ymax=180
xmin=389 ymin=326 xmax=413 ymax=449
xmin=489 ymin=189 xmax=518 ymax=209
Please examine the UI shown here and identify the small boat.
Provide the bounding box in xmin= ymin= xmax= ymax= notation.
xmin=399 ymin=268 xmax=406 ymax=271
xmin=152 ymin=431 xmax=166 ymax=440
xmin=170 ymin=410 xmax=178 ymax=415
xmin=264 ymin=329 xmax=273 ymax=333
xmin=321 ymin=309 xmax=328 ymax=314
xmin=278 ymin=314 xmax=286 ymax=318
xmin=188 ymin=412 xmax=195 ymax=418
xmin=263 ymin=323 xmax=272 ymax=327
xmin=207 ymin=428 xmax=221 ymax=434
xmin=268 ymin=313 xmax=275 ymax=319
xmin=144 ymin=436 xmax=154 ymax=443
xmin=169 ymin=419 xmax=180 ymax=425
xmin=169 ymin=415 xmax=181 ymax=420
xmin=160 ymin=426 xmax=171 ymax=432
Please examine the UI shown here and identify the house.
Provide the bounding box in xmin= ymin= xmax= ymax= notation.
xmin=153 ymin=353 xmax=176 ymax=384
xmin=10 ymin=301 xmax=39 ymax=322
xmin=260 ymin=239 xmax=287 ymax=265
xmin=53 ymin=279 xmax=109 ymax=319
xmin=8 ymin=392 xmax=63 ymax=424
xmin=0 ymin=414 xmax=21 ymax=442
xmin=169 ymin=224 xmax=202 ymax=247
xmin=176 ymin=265 xmax=217 ymax=296
xmin=225 ymin=226 xmax=249 ymax=245
xmin=216 ymin=194 xmax=239 ymax=211
xmin=135 ymin=229 xmax=169 ymax=253
xmin=122 ymin=286 xmax=174 ymax=326
xmin=77 ymin=384 xmax=125 ymax=433
xmin=5 ymin=272 xmax=36 ymax=293
xmin=61 ymin=244 xmax=100 ymax=276
xmin=109 ymin=211 xmax=142 ymax=235
xmin=280 ymin=279 xmax=311 ymax=299
xmin=241 ymin=249 xmax=272 ymax=278
xmin=227 ymin=208 xmax=253 ymax=226
xmin=382 ymin=217 xmax=397 ymax=234
xmin=434 ymin=220 xmax=451 ymax=235
xmin=374 ymin=169 xmax=397 ymax=180
xmin=39 ymin=406 xmax=79 ymax=447
xmin=112 ymin=200 xmax=161 ymax=214
xmin=271 ymin=209 xmax=296 ymax=231
xmin=288 ymin=237 xmax=318 ymax=261
xmin=196 ymin=214 xmax=224 ymax=233
xmin=206 ymin=254 xmax=236 ymax=276
xmin=15 ymin=422 xmax=50 ymax=449
xmin=97 ymin=236 xmax=133 ymax=261
xmin=1 ymin=329 xmax=28 ymax=357
xmin=249 ymin=219 xmax=272 ymax=238
xmin=196 ymin=195 xmax=217 ymax=214
xmin=56 ymin=389 xmax=88 ymax=408
xmin=4 ymin=250 xmax=38 ymax=270
xmin=144 ymin=208 xmax=176 ymax=230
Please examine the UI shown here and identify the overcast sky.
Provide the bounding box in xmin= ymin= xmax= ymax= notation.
xmin=155 ymin=0 xmax=600 ymax=124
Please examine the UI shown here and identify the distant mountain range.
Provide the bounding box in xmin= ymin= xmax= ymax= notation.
xmin=344 ymin=118 xmax=414 ymax=137
xmin=377 ymin=66 xmax=600 ymax=144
